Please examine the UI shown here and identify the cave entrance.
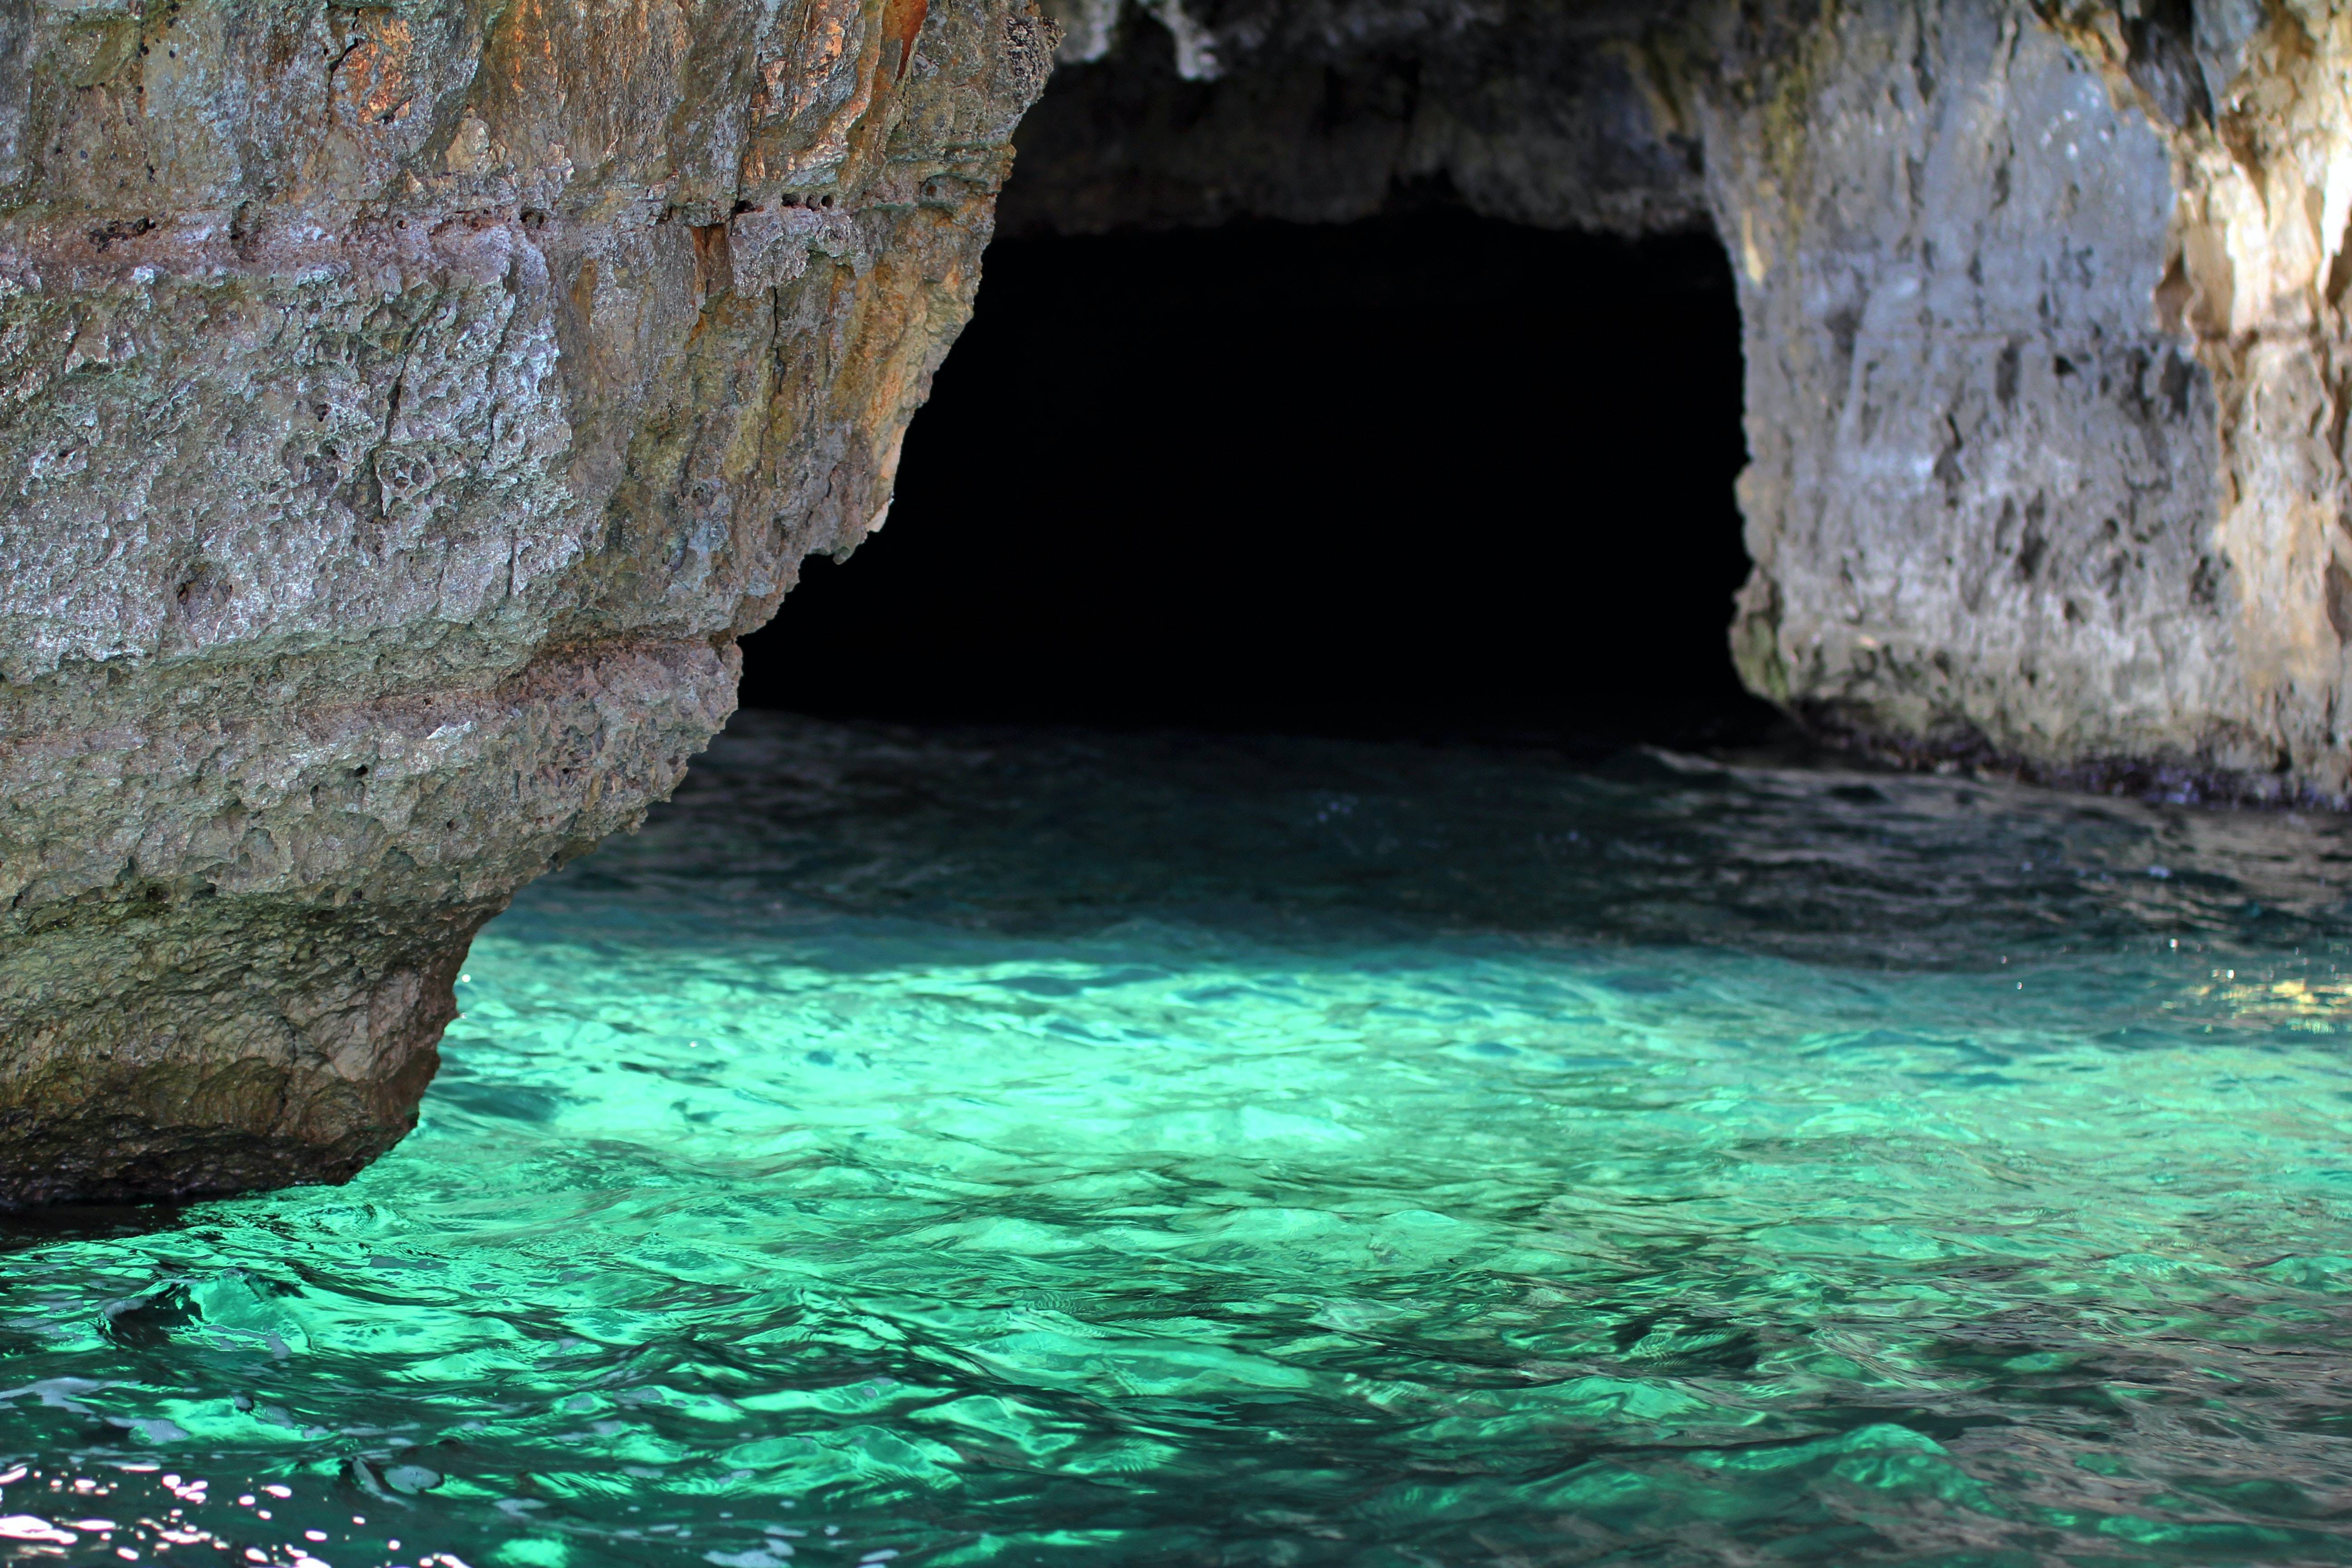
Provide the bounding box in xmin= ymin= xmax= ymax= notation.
xmin=736 ymin=210 xmax=1772 ymax=750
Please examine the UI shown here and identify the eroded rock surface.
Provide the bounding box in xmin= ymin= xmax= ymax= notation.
xmin=1010 ymin=0 xmax=2352 ymax=804
xmin=1711 ymin=0 xmax=2352 ymax=803
xmin=0 ymin=0 xmax=1052 ymax=1203
xmin=1004 ymin=0 xmax=1713 ymax=234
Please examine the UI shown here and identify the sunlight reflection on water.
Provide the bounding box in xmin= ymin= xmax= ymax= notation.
xmin=5 ymin=714 xmax=2352 ymax=1566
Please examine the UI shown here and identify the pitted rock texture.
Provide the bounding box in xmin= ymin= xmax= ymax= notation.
xmin=0 ymin=0 xmax=1054 ymax=1204
xmin=1006 ymin=0 xmax=2352 ymax=804
xmin=1710 ymin=0 xmax=2352 ymax=804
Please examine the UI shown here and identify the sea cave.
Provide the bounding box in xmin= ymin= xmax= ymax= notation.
xmin=3 ymin=1 xmax=2352 ymax=1563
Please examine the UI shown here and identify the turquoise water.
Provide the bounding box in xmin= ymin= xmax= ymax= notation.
xmin=7 ymin=714 xmax=2352 ymax=1566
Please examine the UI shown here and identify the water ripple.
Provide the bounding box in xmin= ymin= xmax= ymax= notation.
xmin=5 ymin=715 xmax=2352 ymax=1565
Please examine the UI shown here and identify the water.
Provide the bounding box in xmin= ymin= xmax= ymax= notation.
xmin=7 ymin=713 xmax=2352 ymax=1567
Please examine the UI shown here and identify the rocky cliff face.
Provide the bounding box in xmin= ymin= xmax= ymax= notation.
xmin=0 ymin=0 xmax=1052 ymax=1204
xmin=1715 ymin=0 xmax=2352 ymax=803
xmin=1010 ymin=0 xmax=2352 ymax=804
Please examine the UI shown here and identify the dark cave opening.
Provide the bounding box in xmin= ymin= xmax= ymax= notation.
xmin=736 ymin=209 xmax=1777 ymax=749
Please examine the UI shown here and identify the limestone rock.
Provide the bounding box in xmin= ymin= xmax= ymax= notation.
xmin=1008 ymin=0 xmax=2352 ymax=804
xmin=0 ymin=0 xmax=1054 ymax=1205
xmin=1710 ymin=0 xmax=2352 ymax=804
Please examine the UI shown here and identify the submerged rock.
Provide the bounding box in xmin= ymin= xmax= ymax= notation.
xmin=0 ymin=0 xmax=1053 ymax=1203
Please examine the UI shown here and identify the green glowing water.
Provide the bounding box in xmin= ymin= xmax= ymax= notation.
xmin=7 ymin=715 xmax=2352 ymax=1567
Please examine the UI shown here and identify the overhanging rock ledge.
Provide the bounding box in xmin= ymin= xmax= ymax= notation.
xmin=0 ymin=0 xmax=1053 ymax=1204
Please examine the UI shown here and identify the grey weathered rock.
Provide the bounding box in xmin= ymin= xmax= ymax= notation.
xmin=1010 ymin=0 xmax=2352 ymax=804
xmin=1709 ymin=0 xmax=2352 ymax=804
xmin=0 ymin=0 xmax=1053 ymax=1204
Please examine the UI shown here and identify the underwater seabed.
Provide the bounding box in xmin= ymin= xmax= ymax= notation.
xmin=5 ymin=713 xmax=2352 ymax=1567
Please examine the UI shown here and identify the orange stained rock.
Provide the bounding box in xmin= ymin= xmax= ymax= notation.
xmin=883 ymin=0 xmax=929 ymax=80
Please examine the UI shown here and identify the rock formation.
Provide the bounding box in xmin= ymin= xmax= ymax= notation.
xmin=1012 ymin=0 xmax=2352 ymax=804
xmin=0 ymin=0 xmax=1052 ymax=1204
xmin=1715 ymin=1 xmax=2352 ymax=804
xmin=9 ymin=0 xmax=2352 ymax=1204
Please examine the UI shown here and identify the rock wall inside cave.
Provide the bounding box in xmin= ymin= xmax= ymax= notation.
xmin=7 ymin=0 xmax=2352 ymax=1204
xmin=1013 ymin=0 xmax=2352 ymax=804
xmin=1714 ymin=1 xmax=2352 ymax=803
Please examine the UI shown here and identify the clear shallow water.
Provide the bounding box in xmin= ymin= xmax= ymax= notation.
xmin=8 ymin=714 xmax=2352 ymax=1567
